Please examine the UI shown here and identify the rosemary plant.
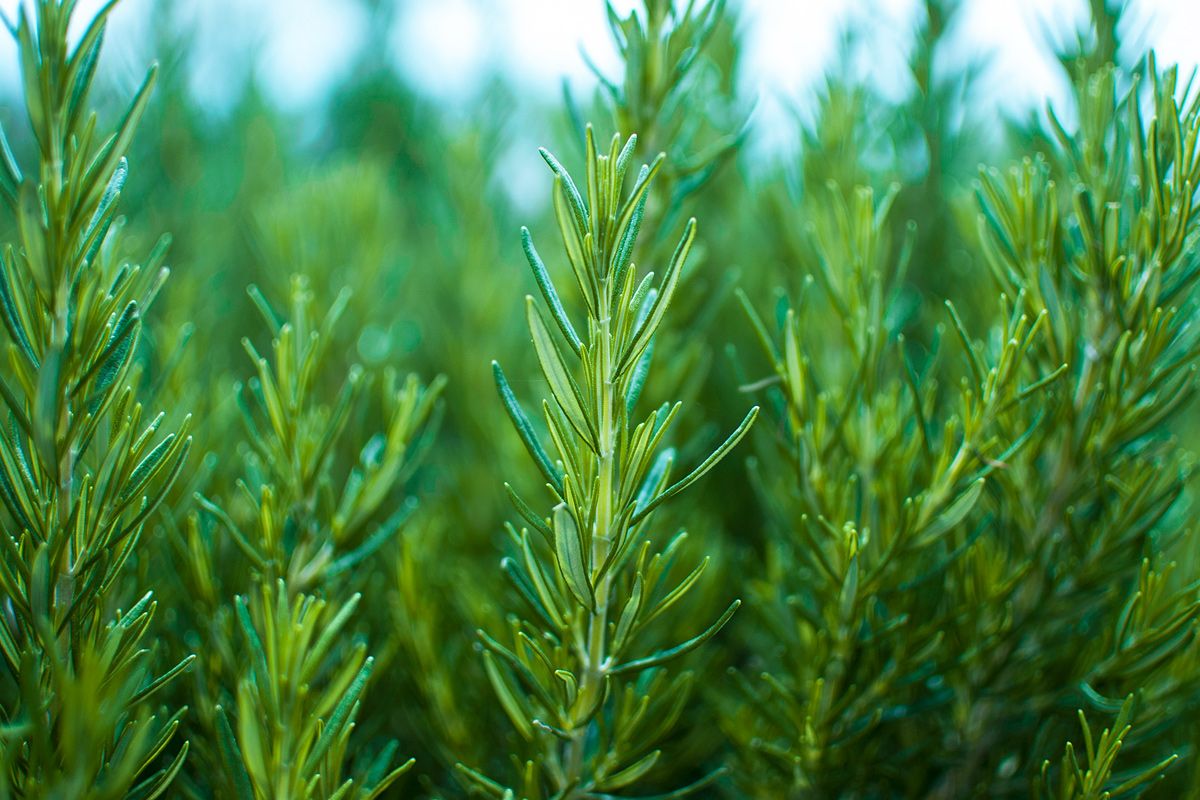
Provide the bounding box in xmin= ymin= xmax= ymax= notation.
xmin=729 ymin=180 xmax=1061 ymax=795
xmin=215 ymin=580 xmax=412 ymax=800
xmin=394 ymin=3 xmax=753 ymax=786
xmin=6 ymin=0 xmax=1200 ymax=797
xmin=172 ymin=277 xmax=442 ymax=798
xmin=587 ymin=0 xmax=747 ymax=400
xmin=0 ymin=0 xmax=195 ymax=795
xmin=727 ymin=24 xmax=1200 ymax=798
xmin=458 ymin=128 xmax=755 ymax=798
xmin=949 ymin=51 xmax=1200 ymax=796
xmin=203 ymin=276 xmax=444 ymax=591
xmin=585 ymin=0 xmax=745 ymax=237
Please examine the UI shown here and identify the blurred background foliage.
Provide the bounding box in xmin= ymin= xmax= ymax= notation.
xmin=3 ymin=0 xmax=1200 ymax=797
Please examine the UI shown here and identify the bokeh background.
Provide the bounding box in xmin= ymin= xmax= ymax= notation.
xmin=2 ymin=0 xmax=1198 ymax=797
xmin=5 ymin=0 xmax=1200 ymax=171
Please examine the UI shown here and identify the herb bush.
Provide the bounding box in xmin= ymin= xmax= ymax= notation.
xmin=1 ymin=0 xmax=1199 ymax=797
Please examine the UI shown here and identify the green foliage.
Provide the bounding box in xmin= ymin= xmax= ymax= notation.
xmin=1035 ymin=696 xmax=1177 ymax=800
xmin=458 ymin=128 xmax=755 ymax=799
xmin=942 ymin=48 xmax=1200 ymax=797
xmin=0 ymin=0 xmax=190 ymax=794
xmin=728 ymin=180 xmax=1058 ymax=796
xmin=165 ymin=274 xmax=441 ymax=798
xmin=4 ymin=0 xmax=1200 ymax=798
xmin=218 ymin=580 xmax=412 ymax=799
xmin=199 ymin=276 xmax=444 ymax=587
xmin=586 ymin=0 xmax=744 ymax=225
xmin=724 ymin=15 xmax=1200 ymax=797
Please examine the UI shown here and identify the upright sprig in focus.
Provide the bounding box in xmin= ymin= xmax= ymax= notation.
xmin=0 ymin=0 xmax=192 ymax=794
xmin=587 ymin=0 xmax=749 ymax=446
xmin=457 ymin=128 xmax=756 ymax=799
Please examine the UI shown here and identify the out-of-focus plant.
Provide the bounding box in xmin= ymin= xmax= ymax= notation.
xmin=200 ymin=277 xmax=444 ymax=590
xmin=164 ymin=277 xmax=443 ymax=797
xmin=0 ymin=0 xmax=192 ymax=794
xmin=892 ymin=0 xmax=991 ymax=320
xmin=216 ymin=579 xmax=412 ymax=800
xmin=248 ymin=162 xmax=406 ymax=366
xmin=358 ymin=114 xmax=529 ymax=792
xmin=724 ymin=5 xmax=1200 ymax=797
xmin=764 ymin=0 xmax=989 ymax=327
xmin=933 ymin=50 xmax=1200 ymax=796
xmin=727 ymin=180 xmax=1060 ymax=795
xmin=456 ymin=128 xmax=755 ymax=798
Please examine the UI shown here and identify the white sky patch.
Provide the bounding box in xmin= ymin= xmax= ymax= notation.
xmin=736 ymin=0 xmax=920 ymax=157
xmin=495 ymin=0 xmax=619 ymax=98
xmin=950 ymin=0 xmax=1087 ymax=121
xmin=1149 ymin=0 xmax=1200 ymax=76
xmin=176 ymin=0 xmax=368 ymax=113
xmin=0 ymin=0 xmax=153 ymax=99
xmin=1 ymin=0 xmax=1200 ymax=150
xmin=175 ymin=0 xmax=270 ymax=112
xmin=390 ymin=0 xmax=490 ymax=101
xmin=259 ymin=0 xmax=367 ymax=110
xmin=735 ymin=0 xmax=849 ymax=156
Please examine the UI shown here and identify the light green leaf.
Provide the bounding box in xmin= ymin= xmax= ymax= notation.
xmin=493 ymin=361 xmax=563 ymax=493
xmin=483 ymin=651 xmax=534 ymax=741
xmin=920 ymin=477 xmax=985 ymax=542
xmin=611 ymin=599 xmax=740 ymax=675
xmin=554 ymin=503 xmax=594 ymax=611
xmin=523 ymin=226 xmax=582 ymax=354
xmin=631 ymin=406 xmax=758 ymax=524
xmin=526 ymin=297 xmax=597 ymax=450
xmin=596 ymin=750 xmax=662 ymax=791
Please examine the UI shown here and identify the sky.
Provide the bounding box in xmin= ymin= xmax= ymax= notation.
xmin=1 ymin=0 xmax=1200 ymax=155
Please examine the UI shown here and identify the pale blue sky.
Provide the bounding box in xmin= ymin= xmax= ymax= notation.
xmin=2 ymin=0 xmax=1198 ymax=158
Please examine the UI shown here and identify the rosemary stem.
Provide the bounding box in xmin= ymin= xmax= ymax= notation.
xmin=568 ymin=309 xmax=616 ymax=795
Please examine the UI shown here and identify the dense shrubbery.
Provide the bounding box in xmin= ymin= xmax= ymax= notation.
xmin=1 ymin=0 xmax=1199 ymax=797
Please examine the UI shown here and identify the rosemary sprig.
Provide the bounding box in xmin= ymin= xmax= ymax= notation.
xmin=459 ymin=126 xmax=755 ymax=799
xmin=0 ymin=0 xmax=191 ymax=794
